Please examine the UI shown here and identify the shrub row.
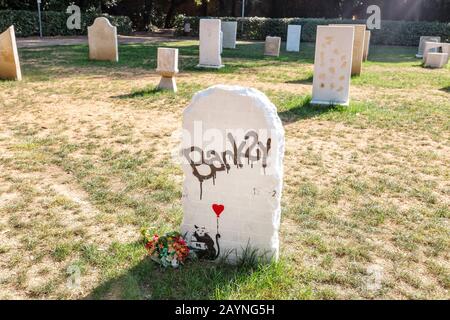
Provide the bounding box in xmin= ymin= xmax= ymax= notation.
xmin=0 ymin=10 xmax=132 ymax=37
xmin=174 ymin=16 xmax=450 ymax=46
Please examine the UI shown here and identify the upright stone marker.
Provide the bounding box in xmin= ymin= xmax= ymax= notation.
xmin=0 ymin=26 xmax=22 ymax=81
xmin=180 ymin=85 xmax=285 ymax=263
xmin=264 ymin=36 xmax=281 ymax=57
xmin=311 ymin=25 xmax=354 ymax=106
xmin=286 ymin=25 xmax=302 ymax=52
xmin=416 ymin=36 xmax=441 ymax=58
xmin=220 ymin=31 xmax=223 ymax=54
xmin=156 ymin=48 xmax=179 ymax=92
xmin=424 ymin=52 xmax=448 ymax=69
xmin=363 ymin=30 xmax=371 ymax=61
xmin=221 ymin=21 xmax=237 ymax=49
xmin=198 ymin=19 xmax=223 ymax=68
xmin=88 ymin=17 xmax=118 ymax=62
xmin=422 ymin=42 xmax=449 ymax=62
xmin=330 ymin=24 xmax=365 ymax=75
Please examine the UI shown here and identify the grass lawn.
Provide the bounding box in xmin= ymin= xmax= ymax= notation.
xmin=0 ymin=40 xmax=449 ymax=299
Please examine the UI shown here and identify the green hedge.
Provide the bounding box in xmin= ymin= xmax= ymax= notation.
xmin=0 ymin=10 xmax=132 ymax=37
xmin=174 ymin=16 xmax=450 ymax=46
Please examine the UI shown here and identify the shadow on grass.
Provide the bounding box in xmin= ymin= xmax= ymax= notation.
xmin=110 ymin=83 xmax=204 ymax=101
xmin=277 ymin=95 xmax=340 ymax=123
xmin=85 ymin=242 xmax=287 ymax=300
xmin=285 ymin=73 xmax=313 ymax=84
xmin=113 ymin=86 xmax=164 ymax=99
xmin=440 ymin=85 xmax=450 ymax=93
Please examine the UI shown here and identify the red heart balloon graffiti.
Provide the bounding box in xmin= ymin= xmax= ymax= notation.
xmin=212 ymin=204 xmax=224 ymax=218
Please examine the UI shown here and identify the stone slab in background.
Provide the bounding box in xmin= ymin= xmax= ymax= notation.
xmin=424 ymin=52 xmax=449 ymax=68
xmin=156 ymin=47 xmax=179 ymax=92
xmin=198 ymin=19 xmax=223 ymax=68
xmin=311 ymin=25 xmax=354 ymax=106
xmin=286 ymin=25 xmax=302 ymax=52
xmin=422 ymin=42 xmax=449 ymax=62
xmin=416 ymin=36 xmax=441 ymax=58
xmin=88 ymin=17 xmax=118 ymax=62
xmin=363 ymin=30 xmax=371 ymax=61
xmin=264 ymin=36 xmax=281 ymax=57
xmin=221 ymin=21 xmax=237 ymax=49
xmin=330 ymin=24 xmax=365 ymax=75
xmin=0 ymin=25 xmax=22 ymax=81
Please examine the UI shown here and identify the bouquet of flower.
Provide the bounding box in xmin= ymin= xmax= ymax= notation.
xmin=141 ymin=229 xmax=190 ymax=268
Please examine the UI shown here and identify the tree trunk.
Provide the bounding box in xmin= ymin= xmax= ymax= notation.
xmin=143 ymin=0 xmax=154 ymax=30
xmin=164 ymin=0 xmax=177 ymax=28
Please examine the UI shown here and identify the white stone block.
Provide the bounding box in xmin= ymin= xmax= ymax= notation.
xmin=198 ymin=19 xmax=223 ymax=68
xmin=424 ymin=52 xmax=448 ymax=68
xmin=363 ymin=30 xmax=371 ymax=61
xmin=311 ymin=25 xmax=354 ymax=106
xmin=423 ymin=42 xmax=450 ymax=63
xmin=416 ymin=36 xmax=441 ymax=58
xmin=264 ymin=36 xmax=281 ymax=57
xmin=286 ymin=25 xmax=301 ymax=52
xmin=180 ymin=85 xmax=285 ymax=263
xmin=221 ymin=21 xmax=237 ymax=49
xmin=88 ymin=17 xmax=118 ymax=62
xmin=156 ymin=48 xmax=179 ymax=92
xmin=0 ymin=25 xmax=22 ymax=81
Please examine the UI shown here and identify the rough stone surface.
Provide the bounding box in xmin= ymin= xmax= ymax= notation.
xmin=286 ymin=25 xmax=301 ymax=52
xmin=330 ymin=24 xmax=365 ymax=75
xmin=180 ymin=85 xmax=285 ymax=263
xmin=198 ymin=19 xmax=223 ymax=68
xmin=416 ymin=36 xmax=441 ymax=58
xmin=88 ymin=17 xmax=118 ymax=62
xmin=0 ymin=25 xmax=22 ymax=81
xmin=363 ymin=30 xmax=371 ymax=61
xmin=264 ymin=36 xmax=281 ymax=57
xmin=311 ymin=25 xmax=354 ymax=106
xmin=156 ymin=47 xmax=178 ymax=92
xmin=423 ymin=42 xmax=450 ymax=62
xmin=221 ymin=21 xmax=237 ymax=49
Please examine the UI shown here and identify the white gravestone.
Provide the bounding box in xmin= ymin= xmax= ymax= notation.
xmin=286 ymin=25 xmax=302 ymax=52
xmin=0 ymin=25 xmax=22 ymax=81
xmin=184 ymin=22 xmax=191 ymax=34
xmin=198 ymin=19 xmax=223 ymax=68
xmin=311 ymin=25 xmax=354 ymax=106
xmin=264 ymin=36 xmax=281 ymax=57
xmin=156 ymin=48 xmax=179 ymax=92
xmin=221 ymin=21 xmax=237 ymax=49
xmin=423 ymin=42 xmax=450 ymax=63
xmin=416 ymin=36 xmax=441 ymax=58
xmin=363 ymin=30 xmax=371 ymax=61
xmin=180 ymin=85 xmax=285 ymax=263
xmin=424 ymin=52 xmax=448 ymax=68
xmin=88 ymin=17 xmax=118 ymax=62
